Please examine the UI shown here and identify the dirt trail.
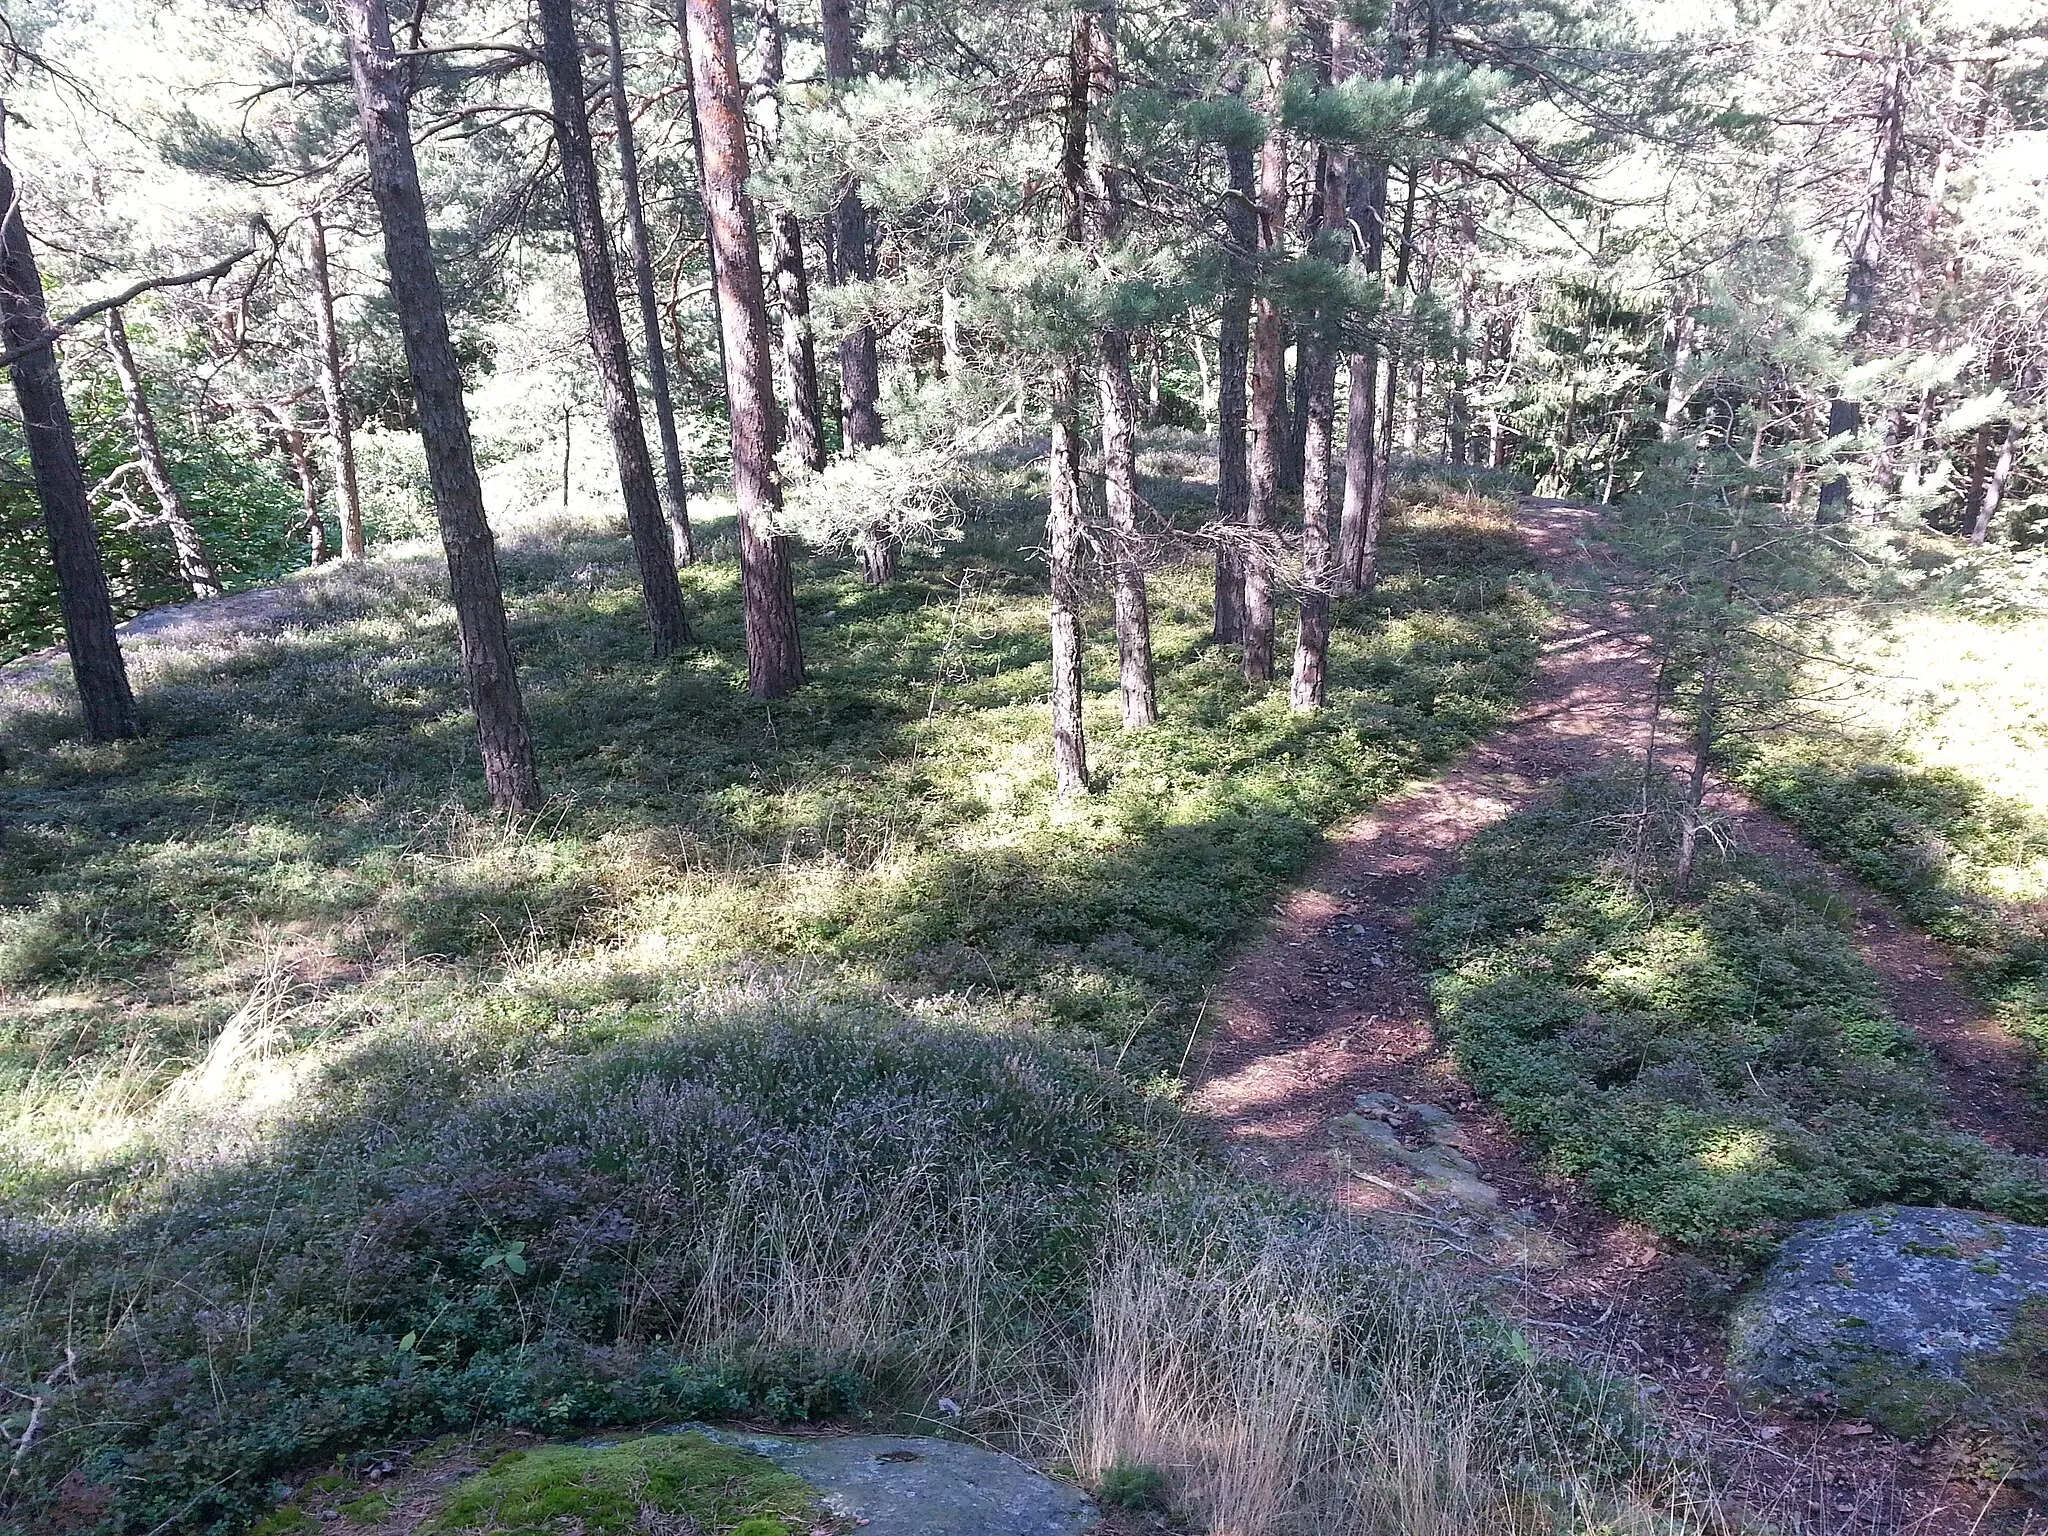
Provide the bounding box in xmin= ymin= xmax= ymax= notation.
xmin=1192 ymin=497 xmax=2041 ymax=1535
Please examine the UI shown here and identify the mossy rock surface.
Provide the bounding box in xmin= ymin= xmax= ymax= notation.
xmin=432 ymin=1433 xmax=827 ymax=1536
xmin=1728 ymin=1205 xmax=2048 ymax=1441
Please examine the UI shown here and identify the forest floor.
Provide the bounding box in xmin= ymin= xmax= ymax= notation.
xmin=1193 ymin=497 xmax=2047 ymax=1536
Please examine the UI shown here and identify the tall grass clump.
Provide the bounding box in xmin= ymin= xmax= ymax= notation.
xmin=1066 ymin=1182 xmax=1689 ymax=1535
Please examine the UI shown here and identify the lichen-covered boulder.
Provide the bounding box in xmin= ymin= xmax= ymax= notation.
xmin=1728 ymin=1205 xmax=2048 ymax=1440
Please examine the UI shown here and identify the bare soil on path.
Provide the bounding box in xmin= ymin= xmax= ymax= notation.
xmin=1192 ymin=497 xmax=2045 ymax=1535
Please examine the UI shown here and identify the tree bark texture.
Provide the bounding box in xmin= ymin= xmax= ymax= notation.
xmin=1334 ymin=23 xmax=1385 ymax=593
xmin=752 ymin=0 xmax=827 ymax=474
xmin=1291 ymin=148 xmax=1344 ymax=711
xmin=536 ymin=0 xmax=690 ymax=659
xmin=308 ymin=212 xmax=367 ymax=560
xmin=104 ymin=306 xmax=223 ymax=600
xmin=337 ymin=0 xmax=540 ymax=811
xmin=281 ymin=424 xmax=334 ymax=565
xmin=1088 ymin=5 xmax=1156 ymax=729
xmin=0 ymin=156 xmax=138 ymax=742
xmin=604 ymin=0 xmax=696 ymax=562
xmin=1242 ymin=0 xmax=1292 ymax=684
xmin=1214 ymin=141 xmax=1256 ymax=644
xmin=1041 ymin=10 xmax=1094 ymax=797
xmin=683 ymin=0 xmax=807 ymax=697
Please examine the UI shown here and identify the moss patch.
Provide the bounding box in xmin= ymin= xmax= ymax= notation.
xmin=431 ymin=1434 xmax=828 ymax=1536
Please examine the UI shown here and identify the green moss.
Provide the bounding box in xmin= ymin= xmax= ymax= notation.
xmin=431 ymin=1434 xmax=824 ymax=1536
xmin=339 ymin=1493 xmax=393 ymax=1523
xmin=249 ymin=1510 xmax=317 ymax=1536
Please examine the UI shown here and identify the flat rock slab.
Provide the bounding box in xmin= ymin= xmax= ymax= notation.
xmin=1729 ymin=1205 xmax=2048 ymax=1438
xmin=681 ymin=1428 xmax=1097 ymax=1535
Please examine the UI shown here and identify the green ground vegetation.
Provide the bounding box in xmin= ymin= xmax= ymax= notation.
xmin=1419 ymin=774 xmax=2048 ymax=1264
xmin=0 ymin=470 xmax=1690 ymax=1534
xmin=1726 ymin=604 xmax=2048 ymax=1056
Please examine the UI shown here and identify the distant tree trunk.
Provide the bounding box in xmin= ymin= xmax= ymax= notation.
xmin=280 ymin=424 xmax=334 ymax=565
xmin=604 ymin=0 xmax=695 ymax=562
xmin=1336 ymin=166 xmax=1387 ymax=592
xmin=308 ymin=211 xmax=366 ymax=561
xmin=1659 ymin=301 xmax=1697 ymax=444
xmin=752 ymin=0 xmax=827 ymax=473
xmin=337 ymin=0 xmax=540 ymax=811
xmin=1291 ymin=138 xmax=1344 ymax=711
xmin=536 ymin=0 xmax=690 ymax=659
xmin=1818 ymin=46 xmax=1907 ymax=523
xmin=0 ymin=160 xmax=137 ymax=742
xmin=1446 ymin=201 xmax=1476 ymax=463
xmin=1214 ymin=140 xmax=1256 ymax=644
xmin=1969 ymin=420 xmax=2020 ymax=545
xmin=819 ymin=0 xmax=893 ymax=582
xmin=1674 ymin=659 xmax=1719 ymax=898
xmin=683 ymin=0 xmax=806 ymax=697
xmin=1242 ymin=0 xmax=1292 ymax=684
xmin=103 ymin=307 xmax=222 ymax=601
xmin=1088 ymin=4 xmax=1156 ymax=729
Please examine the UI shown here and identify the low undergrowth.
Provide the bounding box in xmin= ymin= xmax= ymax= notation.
xmin=1734 ymin=734 xmax=2048 ymax=1055
xmin=1725 ymin=600 xmax=2048 ymax=1063
xmin=1419 ymin=774 xmax=2048 ymax=1264
xmin=0 ymin=474 xmax=1708 ymax=1533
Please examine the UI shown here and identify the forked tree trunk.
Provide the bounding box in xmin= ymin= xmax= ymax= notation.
xmin=1213 ymin=140 xmax=1255 ymax=644
xmin=753 ymin=0 xmax=827 ymax=473
xmin=604 ymin=0 xmax=695 ymax=562
xmin=683 ymin=0 xmax=806 ymax=697
xmin=104 ymin=306 xmax=222 ymax=600
xmin=536 ymin=0 xmax=691 ymax=659
xmin=1241 ymin=0 xmax=1292 ymax=684
xmin=0 ymin=156 xmax=137 ymax=742
xmin=281 ymin=424 xmax=335 ymax=565
xmin=1970 ymin=420 xmax=2020 ymax=545
xmin=337 ymin=0 xmax=539 ymax=810
xmin=818 ymin=0 xmax=894 ymax=582
xmin=1089 ymin=4 xmax=1155 ymax=729
xmin=308 ymin=212 xmax=366 ymax=560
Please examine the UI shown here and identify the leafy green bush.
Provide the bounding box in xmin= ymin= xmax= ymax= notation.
xmin=1419 ymin=775 xmax=2048 ymax=1261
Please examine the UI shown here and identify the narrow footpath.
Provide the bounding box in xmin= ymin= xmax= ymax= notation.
xmin=1193 ymin=497 xmax=2043 ymax=1536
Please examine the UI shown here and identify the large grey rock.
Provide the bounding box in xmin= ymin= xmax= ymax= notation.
xmin=682 ymin=1427 xmax=1098 ymax=1535
xmin=1728 ymin=1205 xmax=2048 ymax=1438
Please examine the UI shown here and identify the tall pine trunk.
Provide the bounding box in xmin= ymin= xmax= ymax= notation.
xmin=1043 ymin=10 xmax=1093 ymax=797
xmin=683 ymin=0 xmax=807 ymax=697
xmin=1334 ymin=40 xmax=1387 ymax=593
xmin=603 ymin=0 xmax=696 ymax=561
xmin=819 ymin=0 xmax=894 ymax=583
xmin=104 ymin=307 xmax=222 ymax=600
xmin=337 ymin=0 xmax=540 ymax=811
xmin=752 ymin=0 xmax=827 ymax=473
xmin=1213 ymin=141 xmax=1255 ymax=644
xmin=1291 ymin=104 xmax=1345 ymax=711
xmin=536 ymin=0 xmax=690 ymax=659
xmin=308 ymin=212 xmax=366 ymax=560
xmin=1089 ymin=4 xmax=1156 ymax=729
xmin=0 ymin=158 xmax=137 ymax=742
xmin=1242 ymin=0 xmax=1292 ymax=684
